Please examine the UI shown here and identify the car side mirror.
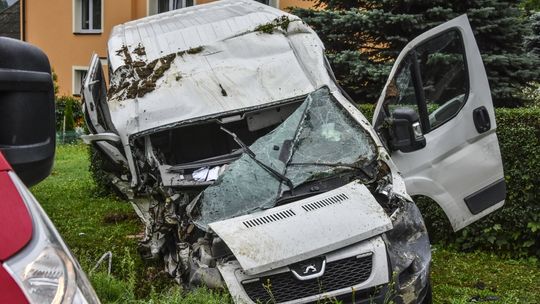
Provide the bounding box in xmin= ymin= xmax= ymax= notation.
xmin=0 ymin=38 xmax=55 ymax=186
xmin=389 ymin=107 xmax=426 ymax=153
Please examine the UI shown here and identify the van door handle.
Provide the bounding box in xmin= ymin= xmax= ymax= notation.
xmin=473 ymin=106 xmax=491 ymax=134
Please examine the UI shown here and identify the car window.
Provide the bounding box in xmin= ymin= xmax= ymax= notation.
xmin=382 ymin=29 xmax=468 ymax=132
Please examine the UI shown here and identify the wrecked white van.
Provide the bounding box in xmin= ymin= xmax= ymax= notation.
xmin=82 ymin=1 xmax=506 ymax=303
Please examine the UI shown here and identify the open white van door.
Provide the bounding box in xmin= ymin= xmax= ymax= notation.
xmin=82 ymin=54 xmax=128 ymax=168
xmin=372 ymin=15 xmax=505 ymax=231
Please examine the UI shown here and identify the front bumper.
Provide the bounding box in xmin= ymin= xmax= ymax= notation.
xmin=218 ymin=237 xmax=390 ymax=304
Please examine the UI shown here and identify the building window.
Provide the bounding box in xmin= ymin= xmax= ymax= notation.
xmin=149 ymin=0 xmax=195 ymax=15
xmin=255 ymin=0 xmax=279 ymax=7
xmin=74 ymin=0 xmax=102 ymax=33
xmin=73 ymin=68 xmax=88 ymax=96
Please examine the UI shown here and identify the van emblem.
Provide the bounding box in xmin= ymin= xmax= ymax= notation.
xmin=290 ymin=257 xmax=326 ymax=281
xmin=303 ymin=265 xmax=317 ymax=274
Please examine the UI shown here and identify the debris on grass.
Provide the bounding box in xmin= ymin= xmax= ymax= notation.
xmin=103 ymin=212 xmax=138 ymax=224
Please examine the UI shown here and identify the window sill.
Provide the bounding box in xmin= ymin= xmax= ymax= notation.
xmin=73 ymin=30 xmax=103 ymax=35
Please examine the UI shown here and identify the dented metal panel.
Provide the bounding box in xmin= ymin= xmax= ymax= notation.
xmin=209 ymin=182 xmax=392 ymax=275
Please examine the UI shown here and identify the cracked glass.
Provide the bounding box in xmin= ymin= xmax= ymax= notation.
xmin=192 ymin=87 xmax=377 ymax=229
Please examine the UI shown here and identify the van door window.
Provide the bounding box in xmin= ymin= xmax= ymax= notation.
xmin=417 ymin=30 xmax=469 ymax=129
xmin=382 ymin=29 xmax=468 ymax=132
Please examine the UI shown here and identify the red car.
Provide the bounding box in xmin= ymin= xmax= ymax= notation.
xmin=0 ymin=37 xmax=100 ymax=303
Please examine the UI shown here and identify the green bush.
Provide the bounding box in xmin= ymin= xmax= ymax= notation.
xmin=356 ymin=104 xmax=540 ymax=257
xmin=56 ymin=95 xmax=83 ymax=131
xmin=88 ymin=145 xmax=126 ymax=198
xmin=64 ymin=99 xmax=75 ymax=131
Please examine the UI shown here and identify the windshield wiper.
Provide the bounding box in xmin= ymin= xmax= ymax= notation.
xmin=288 ymin=161 xmax=376 ymax=180
xmin=220 ymin=126 xmax=295 ymax=190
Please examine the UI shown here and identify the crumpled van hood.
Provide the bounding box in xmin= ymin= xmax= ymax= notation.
xmin=209 ymin=182 xmax=393 ymax=275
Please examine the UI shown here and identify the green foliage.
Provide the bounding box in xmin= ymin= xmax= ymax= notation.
xmin=522 ymin=0 xmax=540 ymax=11
xmin=521 ymin=82 xmax=540 ymax=107
xmin=52 ymin=69 xmax=59 ymax=96
xmin=526 ymin=12 xmax=540 ymax=56
xmin=292 ymin=0 xmax=540 ymax=107
xmin=56 ymin=95 xmax=83 ymax=131
xmin=64 ymin=99 xmax=75 ymax=131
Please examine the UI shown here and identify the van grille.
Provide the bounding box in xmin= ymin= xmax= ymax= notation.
xmin=242 ymin=254 xmax=373 ymax=303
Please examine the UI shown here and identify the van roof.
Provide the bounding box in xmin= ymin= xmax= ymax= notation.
xmin=108 ymin=0 xmax=290 ymax=71
xmin=104 ymin=0 xmax=336 ymax=140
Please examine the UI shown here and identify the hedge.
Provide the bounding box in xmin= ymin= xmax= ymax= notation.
xmin=357 ymin=104 xmax=540 ymax=257
xmin=56 ymin=95 xmax=84 ymax=131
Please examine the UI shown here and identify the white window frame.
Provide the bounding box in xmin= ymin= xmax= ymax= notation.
xmin=73 ymin=0 xmax=104 ymax=34
xmin=255 ymin=0 xmax=279 ymax=8
xmin=147 ymin=0 xmax=197 ymax=16
xmin=72 ymin=66 xmax=89 ymax=96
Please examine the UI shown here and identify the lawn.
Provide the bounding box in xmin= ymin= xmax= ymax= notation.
xmin=30 ymin=144 xmax=540 ymax=303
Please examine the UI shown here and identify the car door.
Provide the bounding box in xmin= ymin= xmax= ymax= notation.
xmin=372 ymin=15 xmax=505 ymax=231
xmin=82 ymin=54 xmax=128 ymax=167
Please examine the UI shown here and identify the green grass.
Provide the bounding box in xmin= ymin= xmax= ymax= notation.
xmin=30 ymin=144 xmax=539 ymax=303
xmin=431 ymin=247 xmax=540 ymax=303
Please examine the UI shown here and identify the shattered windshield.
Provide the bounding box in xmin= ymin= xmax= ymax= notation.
xmin=192 ymin=87 xmax=377 ymax=229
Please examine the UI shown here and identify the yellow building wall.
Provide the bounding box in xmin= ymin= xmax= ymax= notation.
xmin=23 ymin=0 xmax=315 ymax=96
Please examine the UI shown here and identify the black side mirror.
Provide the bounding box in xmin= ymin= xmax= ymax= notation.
xmin=0 ymin=38 xmax=55 ymax=186
xmin=389 ymin=107 xmax=426 ymax=153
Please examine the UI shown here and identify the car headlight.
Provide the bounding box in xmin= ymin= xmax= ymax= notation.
xmin=3 ymin=172 xmax=100 ymax=304
xmin=21 ymin=246 xmax=77 ymax=303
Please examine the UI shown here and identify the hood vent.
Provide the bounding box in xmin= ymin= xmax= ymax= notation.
xmin=302 ymin=193 xmax=349 ymax=212
xmin=243 ymin=209 xmax=296 ymax=228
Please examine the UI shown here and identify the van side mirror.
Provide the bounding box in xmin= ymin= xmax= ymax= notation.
xmin=389 ymin=108 xmax=426 ymax=153
xmin=0 ymin=38 xmax=55 ymax=186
